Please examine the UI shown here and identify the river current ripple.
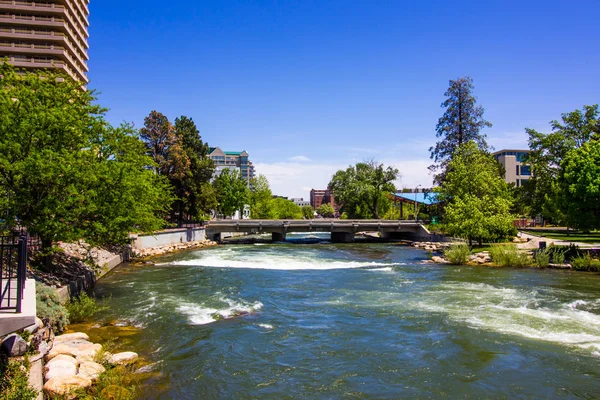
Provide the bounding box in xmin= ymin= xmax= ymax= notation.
xmin=94 ymin=234 xmax=600 ymax=399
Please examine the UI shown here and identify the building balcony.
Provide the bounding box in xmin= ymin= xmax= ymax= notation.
xmin=3 ymin=54 xmax=87 ymax=83
xmin=0 ymin=1 xmax=88 ymax=41
xmin=0 ymin=27 xmax=88 ymax=62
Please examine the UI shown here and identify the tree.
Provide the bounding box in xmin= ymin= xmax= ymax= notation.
xmin=438 ymin=141 xmax=516 ymax=245
xmin=301 ymin=205 xmax=315 ymax=219
xmin=0 ymin=63 xmax=171 ymax=265
xmin=139 ymin=111 xmax=189 ymax=179
xmin=429 ymin=76 xmax=492 ymax=183
xmin=316 ymin=203 xmax=335 ymax=218
xmin=328 ymin=161 xmax=399 ymax=219
xmin=560 ymin=139 xmax=600 ymax=231
xmin=173 ymin=116 xmax=216 ymax=222
xmin=249 ymin=175 xmax=275 ymax=219
xmin=525 ymin=105 xmax=599 ymax=223
xmin=271 ymin=198 xmax=303 ymax=219
xmin=213 ymin=169 xmax=249 ymax=218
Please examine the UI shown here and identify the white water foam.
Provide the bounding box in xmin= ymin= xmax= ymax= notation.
xmin=172 ymin=254 xmax=400 ymax=271
xmin=412 ymin=281 xmax=600 ymax=354
xmin=368 ymin=267 xmax=394 ymax=272
xmin=258 ymin=324 xmax=274 ymax=329
xmin=177 ymin=297 xmax=263 ymax=325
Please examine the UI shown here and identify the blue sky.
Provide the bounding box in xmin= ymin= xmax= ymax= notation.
xmin=89 ymin=0 xmax=600 ymax=198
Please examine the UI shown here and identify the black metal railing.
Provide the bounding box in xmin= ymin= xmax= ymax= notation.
xmin=0 ymin=233 xmax=29 ymax=313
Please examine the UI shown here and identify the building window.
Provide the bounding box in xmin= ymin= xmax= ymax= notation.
xmin=520 ymin=165 xmax=531 ymax=176
xmin=516 ymin=165 xmax=520 ymax=176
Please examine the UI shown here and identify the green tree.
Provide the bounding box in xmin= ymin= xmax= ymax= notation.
xmin=271 ymin=198 xmax=303 ymax=219
xmin=173 ymin=116 xmax=216 ymax=222
xmin=213 ymin=169 xmax=249 ymax=218
xmin=429 ymin=76 xmax=492 ymax=183
xmin=438 ymin=141 xmax=516 ymax=245
xmin=560 ymin=139 xmax=600 ymax=231
xmin=329 ymin=161 xmax=399 ymax=219
xmin=0 ymin=63 xmax=171 ymax=265
xmin=525 ymin=105 xmax=599 ymax=223
xmin=316 ymin=203 xmax=335 ymax=218
xmin=301 ymin=205 xmax=315 ymax=219
xmin=249 ymin=175 xmax=275 ymax=219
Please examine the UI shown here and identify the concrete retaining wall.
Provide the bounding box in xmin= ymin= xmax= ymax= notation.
xmin=131 ymin=227 xmax=206 ymax=250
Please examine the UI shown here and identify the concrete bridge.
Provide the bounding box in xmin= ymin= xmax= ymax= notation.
xmin=205 ymin=219 xmax=430 ymax=243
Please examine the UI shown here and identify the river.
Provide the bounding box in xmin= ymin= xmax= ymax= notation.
xmin=90 ymin=234 xmax=600 ymax=399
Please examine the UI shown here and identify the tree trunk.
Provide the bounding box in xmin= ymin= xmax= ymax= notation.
xmin=41 ymin=236 xmax=53 ymax=273
xmin=469 ymin=237 xmax=473 ymax=247
xmin=478 ymin=237 xmax=483 ymax=246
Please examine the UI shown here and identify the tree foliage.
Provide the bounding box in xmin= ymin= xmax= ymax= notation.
xmin=301 ymin=205 xmax=315 ymax=219
xmin=271 ymin=198 xmax=303 ymax=219
xmin=213 ymin=168 xmax=249 ymax=217
xmin=430 ymin=76 xmax=492 ymax=183
xmin=329 ymin=161 xmax=399 ymax=219
xmin=560 ymin=139 xmax=600 ymax=231
xmin=316 ymin=203 xmax=335 ymax=218
xmin=0 ymin=63 xmax=171 ymax=256
xmin=524 ymin=105 xmax=599 ymax=223
xmin=249 ymin=175 xmax=275 ymax=219
xmin=173 ymin=116 xmax=216 ymax=220
xmin=438 ymin=141 xmax=516 ymax=245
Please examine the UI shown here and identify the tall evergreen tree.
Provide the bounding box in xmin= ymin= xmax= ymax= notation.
xmin=173 ymin=116 xmax=216 ymax=222
xmin=429 ymin=76 xmax=492 ymax=183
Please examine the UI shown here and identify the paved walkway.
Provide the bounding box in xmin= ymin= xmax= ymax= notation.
xmin=517 ymin=231 xmax=600 ymax=249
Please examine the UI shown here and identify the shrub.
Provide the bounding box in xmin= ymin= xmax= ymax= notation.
xmin=550 ymin=247 xmax=567 ymax=265
xmin=0 ymin=356 xmax=38 ymax=400
xmin=36 ymin=284 xmax=69 ymax=333
xmin=534 ymin=248 xmax=551 ymax=268
xmin=66 ymin=292 xmax=109 ymax=324
xmin=444 ymin=243 xmax=470 ymax=265
xmin=489 ymin=245 xmax=530 ymax=267
xmin=571 ymin=254 xmax=600 ymax=272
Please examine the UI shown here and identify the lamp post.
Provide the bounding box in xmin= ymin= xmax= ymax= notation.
xmin=414 ymin=185 xmax=421 ymax=221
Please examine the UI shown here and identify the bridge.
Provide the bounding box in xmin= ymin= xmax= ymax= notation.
xmin=205 ymin=219 xmax=430 ymax=243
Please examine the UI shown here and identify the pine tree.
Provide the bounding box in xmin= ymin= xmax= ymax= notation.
xmin=429 ymin=76 xmax=492 ymax=183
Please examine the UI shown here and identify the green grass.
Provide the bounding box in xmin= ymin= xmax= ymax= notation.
xmin=66 ymin=292 xmax=109 ymax=324
xmin=444 ymin=244 xmax=470 ymax=265
xmin=489 ymin=244 xmax=531 ymax=267
xmin=522 ymin=229 xmax=600 ymax=244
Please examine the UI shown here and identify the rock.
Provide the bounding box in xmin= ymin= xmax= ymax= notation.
xmin=77 ymin=361 xmax=106 ymax=382
xmin=43 ymin=375 xmax=92 ymax=399
xmin=108 ymin=351 xmax=138 ymax=365
xmin=75 ymin=342 xmax=102 ymax=362
xmin=54 ymin=332 xmax=90 ymax=343
xmin=46 ymin=354 xmax=79 ymax=367
xmin=47 ymin=343 xmax=79 ymax=360
xmin=1 ymin=333 xmax=28 ymax=357
xmin=37 ymin=340 xmax=51 ymax=357
xmin=431 ymin=256 xmax=451 ymax=264
xmin=44 ymin=357 xmax=78 ymax=381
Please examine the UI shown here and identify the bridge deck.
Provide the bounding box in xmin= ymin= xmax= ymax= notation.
xmin=205 ymin=219 xmax=428 ymax=234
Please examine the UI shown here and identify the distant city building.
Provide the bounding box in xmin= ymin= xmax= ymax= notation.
xmin=310 ymin=189 xmax=338 ymax=211
xmin=0 ymin=0 xmax=90 ymax=83
xmin=208 ymin=147 xmax=256 ymax=186
xmin=291 ymin=198 xmax=310 ymax=207
xmin=493 ymin=149 xmax=532 ymax=187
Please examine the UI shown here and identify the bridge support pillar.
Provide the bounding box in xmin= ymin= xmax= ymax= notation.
xmin=212 ymin=233 xmax=222 ymax=243
xmin=272 ymin=232 xmax=286 ymax=242
xmin=331 ymin=232 xmax=355 ymax=243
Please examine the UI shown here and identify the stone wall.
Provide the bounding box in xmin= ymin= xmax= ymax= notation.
xmin=131 ymin=227 xmax=206 ymax=250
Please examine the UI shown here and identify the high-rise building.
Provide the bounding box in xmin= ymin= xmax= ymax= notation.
xmin=0 ymin=0 xmax=90 ymax=83
xmin=493 ymin=149 xmax=532 ymax=187
xmin=208 ymin=147 xmax=256 ymax=187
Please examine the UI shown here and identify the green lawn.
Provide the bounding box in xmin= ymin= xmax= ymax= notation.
xmin=522 ymin=229 xmax=600 ymax=244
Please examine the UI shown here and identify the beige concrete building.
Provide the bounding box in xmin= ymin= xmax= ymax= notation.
xmin=493 ymin=149 xmax=532 ymax=187
xmin=0 ymin=0 xmax=90 ymax=83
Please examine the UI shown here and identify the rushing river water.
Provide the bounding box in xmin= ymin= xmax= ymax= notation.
xmin=91 ymin=234 xmax=600 ymax=399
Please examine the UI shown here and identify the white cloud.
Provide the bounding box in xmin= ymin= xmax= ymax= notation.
xmin=288 ymin=155 xmax=311 ymax=162
xmin=254 ymin=158 xmax=433 ymax=199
